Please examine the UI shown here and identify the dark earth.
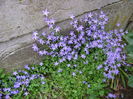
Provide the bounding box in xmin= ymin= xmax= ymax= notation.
xmin=121 ymin=87 xmax=133 ymax=99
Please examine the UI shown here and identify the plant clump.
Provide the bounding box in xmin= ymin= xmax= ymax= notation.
xmin=0 ymin=9 xmax=131 ymax=99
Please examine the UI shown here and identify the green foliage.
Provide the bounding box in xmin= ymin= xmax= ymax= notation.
xmin=123 ymin=31 xmax=133 ymax=64
xmin=40 ymin=48 xmax=108 ymax=99
xmin=0 ymin=68 xmax=10 ymax=95
xmin=1 ymin=9 xmax=132 ymax=99
xmin=123 ymin=30 xmax=133 ymax=88
xmin=0 ymin=69 xmax=10 ymax=85
xmin=0 ymin=48 xmax=108 ymax=99
xmin=128 ymin=75 xmax=133 ymax=88
xmin=1 ymin=32 xmax=132 ymax=99
xmin=108 ymin=30 xmax=133 ymax=91
xmin=124 ymin=31 xmax=133 ymax=87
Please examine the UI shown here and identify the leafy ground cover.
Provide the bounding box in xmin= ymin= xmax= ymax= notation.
xmin=0 ymin=9 xmax=133 ymax=99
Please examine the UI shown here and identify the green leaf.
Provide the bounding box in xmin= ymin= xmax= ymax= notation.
xmin=126 ymin=45 xmax=133 ymax=53
xmin=128 ymin=53 xmax=133 ymax=59
xmin=89 ymin=71 xmax=93 ymax=74
xmin=1 ymin=74 xmax=5 ymax=78
xmin=125 ymin=38 xmax=133 ymax=45
xmin=0 ymin=68 xmax=4 ymax=74
xmin=89 ymin=95 xmax=97 ymax=99
xmin=99 ymin=91 xmax=104 ymax=96
xmin=124 ymin=32 xmax=133 ymax=44
xmin=128 ymin=75 xmax=133 ymax=88
xmin=121 ymin=73 xmax=126 ymax=88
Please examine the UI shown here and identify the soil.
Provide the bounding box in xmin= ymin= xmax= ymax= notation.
xmin=121 ymin=87 xmax=133 ymax=99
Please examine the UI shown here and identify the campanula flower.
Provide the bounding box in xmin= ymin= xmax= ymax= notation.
xmin=42 ymin=9 xmax=49 ymax=16
xmin=70 ymin=15 xmax=75 ymax=19
xmin=72 ymin=72 xmax=76 ymax=76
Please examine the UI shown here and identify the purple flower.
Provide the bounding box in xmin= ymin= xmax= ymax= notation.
xmin=84 ymin=61 xmax=88 ymax=64
xmin=54 ymin=26 xmax=61 ymax=32
xmin=51 ymin=44 xmax=58 ymax=50
xmin=76 ymin=25 xmax=84 ymax=32
xmin=14 ymin=82 xmax=21 ymax=88
xmin=66 ymin=55 xmax=72 ymax=61
xmin=41 ymin=76 xmax=45 ymax=80
xmin=73 ymin=24 xmax=78 ymax=28
xmin=67 ymin=64 xmax=71 ymax=67
xmin=84 ymin=48 xmax=89 ymax=54
xmin=41 ymin=32 xmax=46 ymax=36
xmin=44 ymin=18 xmax=51 ymax=24
xmin=23 ymin=79 xmax=30 ymax=86
xmin=24 ymin=92 xmax=29 ymax=96
xmin=39 ymin=62 xmax=43 ymax=66
xmin=58 ymin=69 xmax=63 ymax=72
xmin=82 ymin=81 xmax=87 ymax=84
xmin=92 ymin=41 xmax=98 ymax=47
xmin=38 ymin=39 xmax=44 ymax=45
xmin=88 ymin=84 xmax=91 ymax=88
xmin=38 ymin=51 xmax=44 ymax=56
xmin=49 ymin=18 xmax=55 ymax=24
xmin=54 ymin=62 xmax=59 ymax=66
xmin=3 ymin=88 xmax=11 ymax=92
xmin=97 ymin=65 xmax=103 ymax=70
xmin=107 ymin=93 xmax=117 ymax=98
xmin=88 ymin=12 xmax=93 ymax=18
xmin=11 ymin=90 xmax=19 ymax=95
xmin=22 ymin=71 xmax=28 ymax=75
xmin=13 ymin=71 xmax=18 ymax=75
xmin=125 ymin=31 xmax=128 ymax=34
xmin=47 ymin=35 xmax=53 ymax=40
xmin=5 ymin=95 xmax=10 ymax=99
xmin=43 ymin=50 xmax=48 ymax=55
xmin=31 ymin=67 xmax=35 ymax=70
xmin=73 ymin=64 xmax=77 ymax=67
xmin=70 ymin=31 xmax=74 ymax=36
xmin=104 ymin=72 xmax=114 ymax=79
xmin=32 ymin=31 xmax=38 ymax=40
xmin=48 ymin=24 xmax=54 ymax=29
xmin=32 ymin=44 xmax=39 ymax=52
xmin=59 ymin=59 xmax=64 ymax=63
xmin=21 ymin=75 xmax=26 ymax=79
xmin=116 ymin=23 xmax=120 ymax=27
xmin=102 ymin=79 xmax=106 ymax=82
xmin=79 ymin=71 xmax=82 ymax=74
xmin=104 ymin=66 xmax=108 ymax=71
xmin=74 ymin=54 xmax=78 ymax=60
xmin=122 ymin=54 xmax=126 ymax=60
xmin=119 ymin=29 xmax=124 ymax=32
xmin=42 ymin=9 xmax=49 ymax=16
xmin=41 ymin=81 xmax=46 ymax=84
xmin=72 ymin=72 xmax=76 ymax=76
xmin=112 ymin=69 xmax=119 ymax=75
xmin=70 ymin=15 xmax=75 ymax=19
xmin=81 ymin=54 xmax=86 ymax=59
xmin=24 ymin=64 xmax=30 ymax=70
xmin=30 ymin=75 xmax=35 ymax=80
xmin=68 ymin=40 xmax=73 ymax=44
xmin=16 ymin=75 xmax=21 ymax=79
xmin=117 ymin=64 xmax=121 ymax=67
